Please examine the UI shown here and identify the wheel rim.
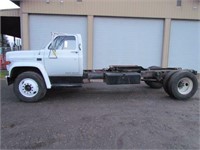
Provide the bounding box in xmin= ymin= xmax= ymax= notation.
xmin=19 ymin=78 xmax=39 ymax=98
xmin=177 ymin=77 xmax=193 ymax=95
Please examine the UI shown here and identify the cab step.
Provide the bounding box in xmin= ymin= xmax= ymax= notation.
xmin=52 ymin=83 xmax=82 ymax=87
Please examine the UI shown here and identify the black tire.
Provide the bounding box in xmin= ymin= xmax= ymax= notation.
xmin=13 ymin=71 xmax=47 ymax=102
xmin=168 ymin=71 xmax=198 ymax=100
xmin=144 ymin=66 xmax=163 ymax=89
xmin=163 ymin=71 xmax=177 ymax=96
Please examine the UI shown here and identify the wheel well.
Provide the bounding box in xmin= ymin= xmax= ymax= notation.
xmin=10 ymin=67 xmax=43 ymax=84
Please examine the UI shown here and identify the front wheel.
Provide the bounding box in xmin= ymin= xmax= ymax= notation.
xmin=13 ymin=71 xmax=47 ymax=102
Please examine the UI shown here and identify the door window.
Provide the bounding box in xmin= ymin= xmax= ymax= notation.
xmin=49 ymin=36 xmax=76 ymax=50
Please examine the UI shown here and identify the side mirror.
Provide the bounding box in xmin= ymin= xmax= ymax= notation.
xmin=78 ymin=44 xmax=81 ymax=51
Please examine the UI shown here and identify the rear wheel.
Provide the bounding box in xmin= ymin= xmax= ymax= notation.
xmin=163 ymin=71 xmax=177 ymax=97
xmin=13 ymin=71 xmax=47 ymax=102
xmin=168 ymin=71 xmax=198 ymax=100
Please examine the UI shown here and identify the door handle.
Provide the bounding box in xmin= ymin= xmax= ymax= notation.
xmin=71 ymin=51 xmax=78 ymax=54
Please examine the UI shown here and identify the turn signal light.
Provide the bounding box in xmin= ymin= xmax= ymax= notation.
xmin=4 ymin=61 xmax=11 ymax=65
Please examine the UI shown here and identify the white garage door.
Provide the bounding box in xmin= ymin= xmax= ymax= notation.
xmin=93 ymin=17 xmax=164 ymax=69
xmin=29 ymin=15 xmax=87 ymax=69
xmin=169 ymin=20 xmax=200 ymax=72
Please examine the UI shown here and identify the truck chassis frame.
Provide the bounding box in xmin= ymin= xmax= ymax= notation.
xmin=6 ymin=64 xmax=198 ymax=102
xmin=82 ymin=65 xmax=198 ymax=101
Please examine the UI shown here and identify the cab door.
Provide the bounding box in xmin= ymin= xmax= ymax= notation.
xmin=44 ymin=35 xmax=80 ymax=76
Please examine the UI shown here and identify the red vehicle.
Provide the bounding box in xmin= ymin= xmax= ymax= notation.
xmin=1 ymin=48 xmax=11 ymax=70
xmin=0 ymin=53 xmax=6 ymax=70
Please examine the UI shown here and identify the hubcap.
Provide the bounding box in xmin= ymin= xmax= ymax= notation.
xmin=177 ymin=77 xmax=193 ymax=95
xmin=19 ymin=78 xmax=39 ymax=98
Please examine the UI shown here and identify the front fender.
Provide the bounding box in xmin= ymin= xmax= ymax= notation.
xmin=7 ymin=62 xmax=51 ymax=89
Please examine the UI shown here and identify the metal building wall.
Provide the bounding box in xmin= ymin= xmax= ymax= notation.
xmin=21 ymin=0 xmax=199 ymax=20
xmin=1 ymin=0 xmax=199 ymax=69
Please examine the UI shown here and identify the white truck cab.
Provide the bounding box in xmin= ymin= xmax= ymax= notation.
xmin=6 ymin=34 xmax=83 ymax=84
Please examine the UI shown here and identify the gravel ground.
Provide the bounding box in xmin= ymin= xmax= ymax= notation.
xmin=1 ymin=79 xmax=200 ymax=149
